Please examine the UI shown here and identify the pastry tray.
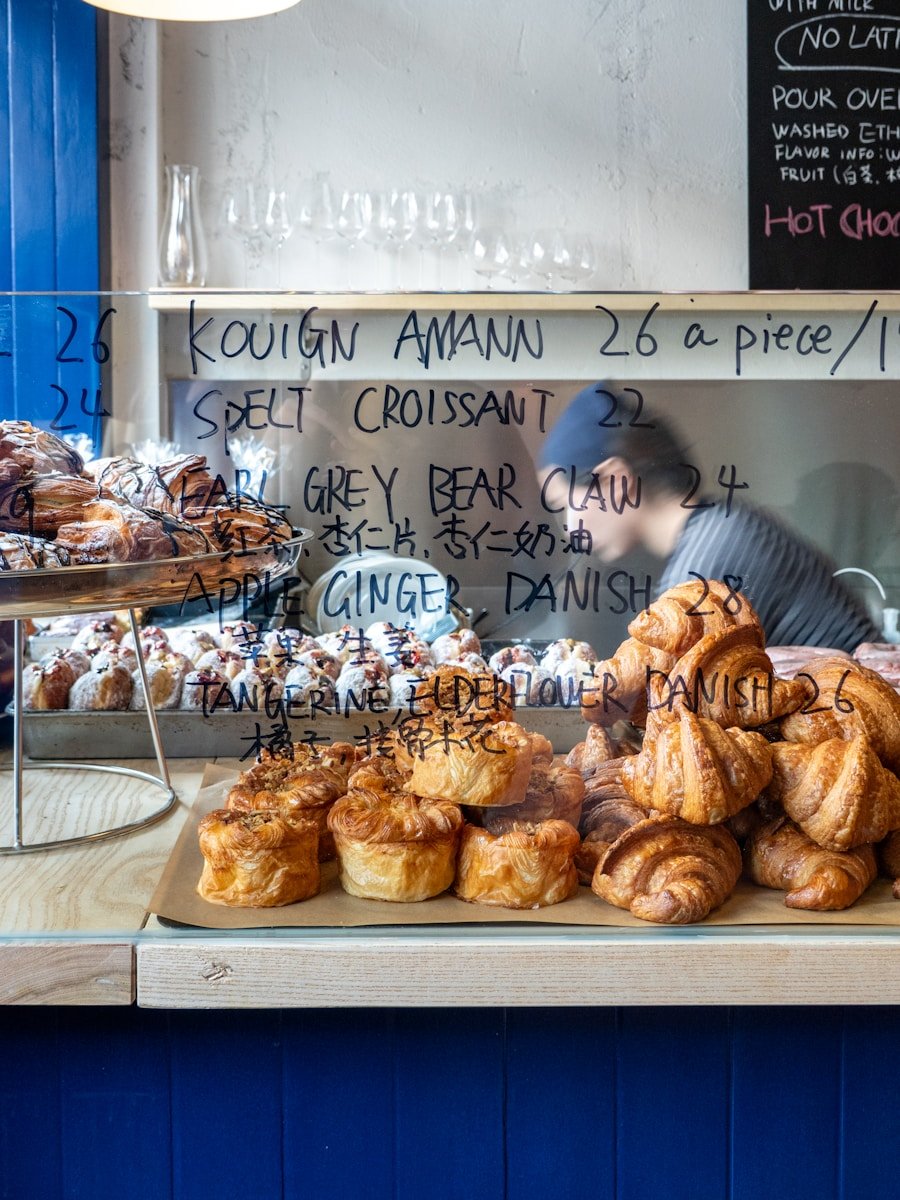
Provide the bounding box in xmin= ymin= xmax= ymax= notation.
xmin=12 ymin=701 xmax=590 ymax=760
xmin=0 ymin=532 xmax=312 ymax=620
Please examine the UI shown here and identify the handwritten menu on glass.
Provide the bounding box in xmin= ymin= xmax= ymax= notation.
xmin=748 ymin=0 xmax=900 ymax=288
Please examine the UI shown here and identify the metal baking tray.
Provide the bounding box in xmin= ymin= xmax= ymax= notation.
xmin=12 ymin=702 xmax=591 ymax=760
xmin=0 ymin=532 xmax=312 ymax=620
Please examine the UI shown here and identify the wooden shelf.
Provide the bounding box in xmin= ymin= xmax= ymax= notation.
xmin=147 ymin=288 xmax=900 ymax=314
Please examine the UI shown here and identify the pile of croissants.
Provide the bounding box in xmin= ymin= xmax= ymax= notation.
xmin=0 ymin=420 xmax=292 ymax=569
xmin=576 ymin=577 xmax=900 ymax=922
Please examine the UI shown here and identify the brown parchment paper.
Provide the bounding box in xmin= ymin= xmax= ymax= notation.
xmin=148 ymin=764 xmax=900 ymax=930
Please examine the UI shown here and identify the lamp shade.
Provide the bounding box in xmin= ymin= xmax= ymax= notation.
xmin=83 ymin=0 xmax=301 ymax=19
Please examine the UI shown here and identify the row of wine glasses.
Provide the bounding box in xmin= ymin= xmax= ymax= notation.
xmin=471 ymin=228 xmax=596 ymax=289
xmin=220 ymin=177 xmax=596 ymax=290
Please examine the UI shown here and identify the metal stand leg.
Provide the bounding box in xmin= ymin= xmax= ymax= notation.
xmin=0 ymin=610 xmax=178 ymax=855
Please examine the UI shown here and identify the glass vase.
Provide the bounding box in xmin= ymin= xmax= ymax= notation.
xmin=158 ymin=164 xmax=208 ymax=288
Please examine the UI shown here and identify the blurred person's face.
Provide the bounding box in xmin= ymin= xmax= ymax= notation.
xmin=539 ymin=462 xmax=644 ymax=562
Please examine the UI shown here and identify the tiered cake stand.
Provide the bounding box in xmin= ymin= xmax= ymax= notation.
xmin=0 ymin=534 xmax=309 ymax=854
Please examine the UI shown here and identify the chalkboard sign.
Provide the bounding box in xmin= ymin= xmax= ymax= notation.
xmin=748 ymin=0 xmax=900 ymax=289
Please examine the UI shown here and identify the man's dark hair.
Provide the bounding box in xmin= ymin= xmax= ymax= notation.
xmin=538 ymin=383 xmax=694 ymax=497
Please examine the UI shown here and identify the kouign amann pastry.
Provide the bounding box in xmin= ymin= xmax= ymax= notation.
xmin=765 ymin=735 xmax=900 ymax=852
xmin=621 ymin=706 xmax=772 ymax=825
xmin=228 ymin=754 xmax=350 ymax=859
xmin=407 ymin=718 xmax=534 ymax=809
xmin=454 ymin=819 xmax=580 ymax=909
xmin=780 ymin=656 xmax=900 ymax=773
xmin=411 ymin=663 xmax=513 ymax=723
xmin=328 ymin=786 xmax=463 ymax=901
xmin=482 ymin=761 xmax=585 ymax=831
xmin=745 ymin=815 xmax=877 ymax=911
xmin=197 ymin=808 xmax=320 ymax=906
xmin=591 ymin=815 xmax=742 ymax=924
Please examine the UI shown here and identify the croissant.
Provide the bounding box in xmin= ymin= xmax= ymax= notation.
xmin=575 ymin=779 xmax=648 ymax=886
xmin=780 ymin=657 xmax=900 ymax=773
xmin=591 ymin=815 xmax=742 ymax=924
xmin=878 ymin=830 xmax=900 ymax=899
xmin=627 ymin=577 xmax=762 ymax=656
xmin=620 ymin=707 xmax=772 ymax=824
xmin=482 ymin=761 xmax=585 ymax=831
xmin=582 ymin=636 xmax=677 ymax=728
xmin=565 ymin=724 xmax=619 ymax=776
xmin=744 ymin=815 xmax=877 ymax=910
xmin=649 ymin=626 xmax=811 ymax=728
xmin=182 ymin=497 xmax=293 ymax=551
xmin=765 ymin=736 xmax=900 ymax=852
xmin=580 ymin=757 xmax=644 ymax=835
xmin=0 ymin=532 xmax=70 ymax=570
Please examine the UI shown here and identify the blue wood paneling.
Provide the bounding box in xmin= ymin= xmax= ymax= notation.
xmin=617 ymin=1007 xmax=731 ymax=1200
xmin=393 ymin=1009 xmax=506 ymax=1200
xmin=840 ymin=1007 xmax=900 ymax=1200
xmin=283 ymin=1008 xmax=396 ymax=1200
xmin=58 ymin=1009 xmax=172 ymax=1200
xmin=0 ymin=1007 xmax=63 ymax=1200
xmin=731 ymin=1007 xmax=843 ymax=1200
xmin=506 ymin=1007 xmax=617 ymax=1200
xmin=1 ymin=1006 xmax=900 ymax=1198
xmin=169 ymin=1010 xmax=284 ymax=1200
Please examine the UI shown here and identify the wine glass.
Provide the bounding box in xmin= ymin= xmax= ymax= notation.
xmin=451 ymin=190 xmax=478 ymax=288
xmin=471 ymin=228 xmax=511 ymax=290
xmin=360 ymin=190 xmax=394 ymax=287
xmin=223 ymin=182 xmax=265 ymax=287
xmin=557 ymin=235 xmax=596 ymax=288
xmin=529 ymin=228 xmax=571 ymax=290
xmin=298 ymin=175 xmax=337 ymax=286
xmin=387 ymin=189 xmax=419 ymax=288
xmin=336 ymin=190 xmax=368 ymax=289
xmin=263 ymin=189 xmax=294 ymax=286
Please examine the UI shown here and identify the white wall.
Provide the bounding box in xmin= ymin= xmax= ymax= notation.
xmin=111 ymin=0 xmax=748 ymax=291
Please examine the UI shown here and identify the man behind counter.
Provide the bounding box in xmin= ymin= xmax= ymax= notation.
xmin=537 ymin=383 xmax=879 ymax=652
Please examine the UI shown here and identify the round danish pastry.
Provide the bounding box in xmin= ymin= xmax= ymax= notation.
xmin=454 ymin=819 xmax=580 ymax=909
xmin=407 ymin=718 xmax=534 ymax=809
xmin=327 ymin=786 xmax=463 ymax=902
xmin=197 ymin=808 xmax=320 ymax=907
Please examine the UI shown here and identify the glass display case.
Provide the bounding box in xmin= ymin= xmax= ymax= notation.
xmin=2 ymin=288 xmax=899 ymax=1007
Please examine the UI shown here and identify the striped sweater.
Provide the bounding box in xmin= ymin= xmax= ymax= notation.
xmin=656 ymin=503 xmax=879 ymax=652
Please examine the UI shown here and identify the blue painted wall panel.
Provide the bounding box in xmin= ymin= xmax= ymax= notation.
xmin=731 ymin=1007 xmax=843 ymax=1200
xmin=506 ymin=1007 xmax=617 ymax=1200
xmin=617 ymin=1007 xmax=731 ymax=1200
xmin=283 ymin=1008 xmax=396 ymax=1200
xmin=840 ymin=1007 xmax=900 ymax=1200
xmin=0 ymin=1008 xmax=63 ymax=1200
xmin=58 ymin=1009 xmax=172 ymax=1200
xmin=169 ymin=1010 xmax=284 ymax=1200
xmin=393 ymin=1009 xmax=506 ymax=1200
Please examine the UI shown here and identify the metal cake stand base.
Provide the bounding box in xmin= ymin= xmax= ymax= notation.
xmin=0 ymin=610 xmax=177 ymax=855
